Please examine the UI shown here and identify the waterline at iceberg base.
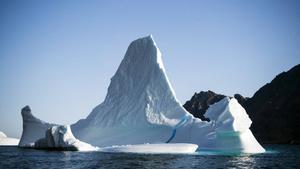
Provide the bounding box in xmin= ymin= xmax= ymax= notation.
xmin=18 ymin=35 xmax=265 ymax=154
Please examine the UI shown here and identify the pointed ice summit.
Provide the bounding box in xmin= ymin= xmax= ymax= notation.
xmin=19 ymin=35 xmax=265 ymax=153
xmin=73 ymin=35 xmax=189 ymax=129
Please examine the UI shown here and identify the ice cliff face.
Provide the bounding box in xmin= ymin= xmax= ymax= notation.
xmin=19 ymin=35 xmax=265 ymax=153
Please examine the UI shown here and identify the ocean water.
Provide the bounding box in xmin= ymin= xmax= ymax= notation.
xmin=0 ymin=145 xmax=299 ymax=169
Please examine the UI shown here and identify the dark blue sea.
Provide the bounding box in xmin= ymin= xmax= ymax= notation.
xmin=0 ymin=145 xmax=299 ymax=169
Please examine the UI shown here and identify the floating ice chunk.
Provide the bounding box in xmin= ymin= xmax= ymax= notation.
xmin=99 ymin=143 xmax=198 ymax=154
xmin=0 ymin=131 xmax=19 ymax=146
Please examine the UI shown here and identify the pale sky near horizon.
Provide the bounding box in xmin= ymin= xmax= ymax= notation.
xmin=0 ymin=0 xmax=299 ymax=138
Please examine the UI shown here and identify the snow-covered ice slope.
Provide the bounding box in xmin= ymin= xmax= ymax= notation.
xmin=69 ymin=35 xmax=265 ymax=153
xmin=0 ymin=131 xmax=19 ymax=146
xmin=73 ymin=35 xmax=188 ymax=129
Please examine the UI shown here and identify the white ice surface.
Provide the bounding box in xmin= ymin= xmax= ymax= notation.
xmin=205 ymin=97 xmax=252 ymax=133
xmin=19 ymin=35 xmax=265 ymax=153
xmin=99 ymin=143 xmax=198 ymax=154
xmin=0 ymin=131 xmax=19 ymax=146
xmin=0 ymin=132 xmax=6 ymax=138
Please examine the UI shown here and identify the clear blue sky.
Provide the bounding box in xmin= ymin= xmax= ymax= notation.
xmin=1 ymin=0 xmax=299 ymax=138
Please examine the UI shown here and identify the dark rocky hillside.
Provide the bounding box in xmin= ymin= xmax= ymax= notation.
xmin=243 ymin=64 xmax=300 ymax=144
xmin=183 ymin=91 xmax=226 ymax=121
xmin=183 ymin=64 xmax=300 ymax=144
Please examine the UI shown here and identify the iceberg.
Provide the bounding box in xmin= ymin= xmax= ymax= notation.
xmin=18 ymin=106 xmax=56 ymax=147
xmin=18 ymin=107 xmax=97 ymax=151
xmin=18 ymin=35 xmax=265 ymax=153
xmin=0 ymin=131 xmax=19 ymax=146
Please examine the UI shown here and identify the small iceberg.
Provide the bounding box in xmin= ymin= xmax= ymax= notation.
xmin=18 ymin=106 xmax=97 ymax=151
xmin=0 ymin=131 xmax=19 ymax=146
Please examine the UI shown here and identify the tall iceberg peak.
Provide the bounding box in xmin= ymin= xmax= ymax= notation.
xmin=73 ymin=35 xmax=190 ymax=129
